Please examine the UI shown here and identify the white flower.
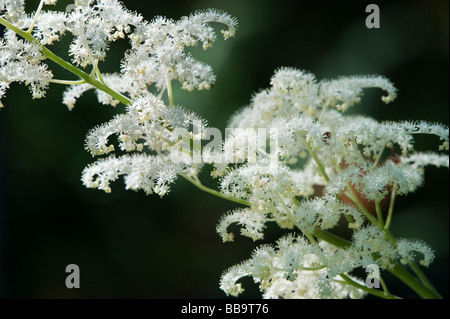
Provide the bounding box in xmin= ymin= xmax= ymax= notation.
xmin=33 ymin=11 xmax=67 ymax=45
xmin=397 ymin=239 xmax=434 ymax=267
xmin=319 ymin=74 xmax=397 ymax=110
xmin=1 ymin=0 xmax=26 ymax=23
xmin=216 ymin=67 xmax=447 ymax=298
xmin=67 ymin=0 xmax=143 ymax=67
xmin=216 ymin=208 xmax=267 ymax=242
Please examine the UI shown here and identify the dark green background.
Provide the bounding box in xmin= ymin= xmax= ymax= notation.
xmin=0 ymin=0 xmax=448 ymax=298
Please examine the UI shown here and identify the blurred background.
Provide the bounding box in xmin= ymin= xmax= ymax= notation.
xmin=0 ymin=0 xmax=448 ymax=298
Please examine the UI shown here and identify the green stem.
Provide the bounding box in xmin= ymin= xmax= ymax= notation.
xmin=50 ymin=79 xmax=86 ymax=85
xmin=2 ymin=14 xmax=441 ymax=299
xmin=344 ymin=184 xmax=378 ymax=225
xmin=379 ymin=276 xmax=390 ymax=296
xmin=371 ymin=144 xmax=386 ymax=171
xmin=383 ymin=226 xmax=441 ymax=298
xmin=314 ymin=228 xmax=440 ymax=299
xmin=313 ymin=228 xmax=352 ymax=248
xmin=296 ymin=132 xmax=330 ymax=182
xmin=165 ymin=69 xmax=174 ymax=106
xmin=343 ymin=212 xmax=356 ymax=225
xmin=338 ymin=274 xmax=400 ymax=299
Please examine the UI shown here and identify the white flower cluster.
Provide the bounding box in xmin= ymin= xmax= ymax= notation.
xmin=220 ymin=233 xmax=367 ymax=299
xmin=0 ymin=0 xmax=237 ymax=108
xmin=82 ymin=93 xmax=208 ymax=196
xmin=216 ymin=68 xmax=448 ymax=230
xmin=0 ymin=0 xmax=61 ymax=106
xmin=217 ymin=68 xmax=448 ymax=298
xmin=1 ymin=1 xmax=447 ymax=299
xmin=1 ymin=0 xmax=236 ymax=196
